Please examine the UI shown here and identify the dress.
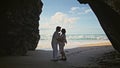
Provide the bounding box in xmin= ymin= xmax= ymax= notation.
xmin=59 ymin=34 xmax=67 ymax=53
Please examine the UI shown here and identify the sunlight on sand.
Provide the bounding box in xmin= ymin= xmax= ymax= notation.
xmin=36 ymin=41 xmax=112 ymax=50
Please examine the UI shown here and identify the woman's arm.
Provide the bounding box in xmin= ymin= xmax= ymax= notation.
xmin=64 ymin=35 xmax=67 ymax=44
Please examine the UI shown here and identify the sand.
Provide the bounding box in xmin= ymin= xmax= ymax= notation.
xmin=36 ymin=40 xmax=111 ymax=50
xmin=0 ymin=41 xmax=115 ymax=68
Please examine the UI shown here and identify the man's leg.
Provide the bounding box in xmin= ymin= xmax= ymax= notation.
xmin=52 ymin=43 xmax=58 ymax=60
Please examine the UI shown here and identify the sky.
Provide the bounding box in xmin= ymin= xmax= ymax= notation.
xmin=39 ymin=0 xmax=105 ymax=35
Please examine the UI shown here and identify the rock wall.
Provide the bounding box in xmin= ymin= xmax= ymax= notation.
xmin=104 ymin=0 xmax=120 ymax=15
xmin=78 ymin=0 xmax=120 ymax=15
xmin=0 ymin=0 xmax=43 ymax=56
xmin=78 ymin=0 xmax=120 ymax=52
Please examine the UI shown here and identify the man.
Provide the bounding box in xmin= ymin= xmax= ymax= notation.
xmin=51 ymin=26 xmax=61 ymax=61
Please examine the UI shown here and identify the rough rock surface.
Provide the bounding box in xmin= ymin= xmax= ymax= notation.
xmin=78 ymin=0 xmax=120 ymax=53
xmin=104 ymin=0 xmax=120 ymax=15
xmin=0 ymin=0 xmax=43 ymax=56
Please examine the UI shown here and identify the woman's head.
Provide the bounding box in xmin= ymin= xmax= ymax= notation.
xmin=61 ymin=28 xmax=66 ymax=34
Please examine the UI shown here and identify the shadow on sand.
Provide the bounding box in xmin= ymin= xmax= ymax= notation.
xmin=0 ymin=45 xmax=114 ymax=68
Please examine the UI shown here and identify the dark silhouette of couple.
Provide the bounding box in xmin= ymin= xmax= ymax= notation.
xmin=51 ymin=26 xmax=67 ymax=61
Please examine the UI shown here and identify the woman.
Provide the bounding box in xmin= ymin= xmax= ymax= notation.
xmin=58 ymin=28 xmax=67 ymax=61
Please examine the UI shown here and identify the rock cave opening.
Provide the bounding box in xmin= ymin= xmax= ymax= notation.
xmin=0 ymin=0 xmax=120 ymax=56
xmin=0 ymin=0 xmax=120 ymax=68
xmin=36 ymin=0 xmax=111 ymax=51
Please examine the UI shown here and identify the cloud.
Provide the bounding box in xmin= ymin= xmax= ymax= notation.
xmin=39 ymin=12 xmax=79 ymax=30
xmin=71 ymin=7 xmax=80 ymax=11
xmin=51 ymin=12 xmax=67 ymax=23
xmin=39 ymin=6 xmax=92 ymax=31
xmin=69 ymin=6 xmax=92 ymax=15
xmin=51 ymin=12 xmax=79 ymax=24
xmin=69 ymin=7 xmax=80 ymax=13
xmin=85 ymin=9 xmax=92 ymax=14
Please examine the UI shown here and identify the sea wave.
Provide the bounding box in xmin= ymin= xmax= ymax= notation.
xmin=37 ymin=34 xmax=110 ymax=50
xmin=40 ymin=34 xmax=108 ymax=41
xmin=67 ymin=34 xmax=108 ymax=40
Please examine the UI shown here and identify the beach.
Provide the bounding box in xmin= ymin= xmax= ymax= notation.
xmin=36 ymin=33 xmax=110 ymax=50
xmin=0 ymin=41 xmax=115 ymax=68
xmin=36 ymin=40 xmax=111 ymax=50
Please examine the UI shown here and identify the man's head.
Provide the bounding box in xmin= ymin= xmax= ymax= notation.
xmin=56 ymin=26 xmax=61 ymax=32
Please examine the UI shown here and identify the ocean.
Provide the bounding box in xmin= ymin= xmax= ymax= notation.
xmin=36 ymin=34 xmax=110 ymax=50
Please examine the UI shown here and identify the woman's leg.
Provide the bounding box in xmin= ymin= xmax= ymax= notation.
xmin=62 ymin=47 xmax=67 ymax=60
xmin=61 ymin=45 xmax=67 ymax=60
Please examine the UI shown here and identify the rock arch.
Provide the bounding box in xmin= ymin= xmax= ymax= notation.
xmin=0 ymin=0 xmax=120 ymax=56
